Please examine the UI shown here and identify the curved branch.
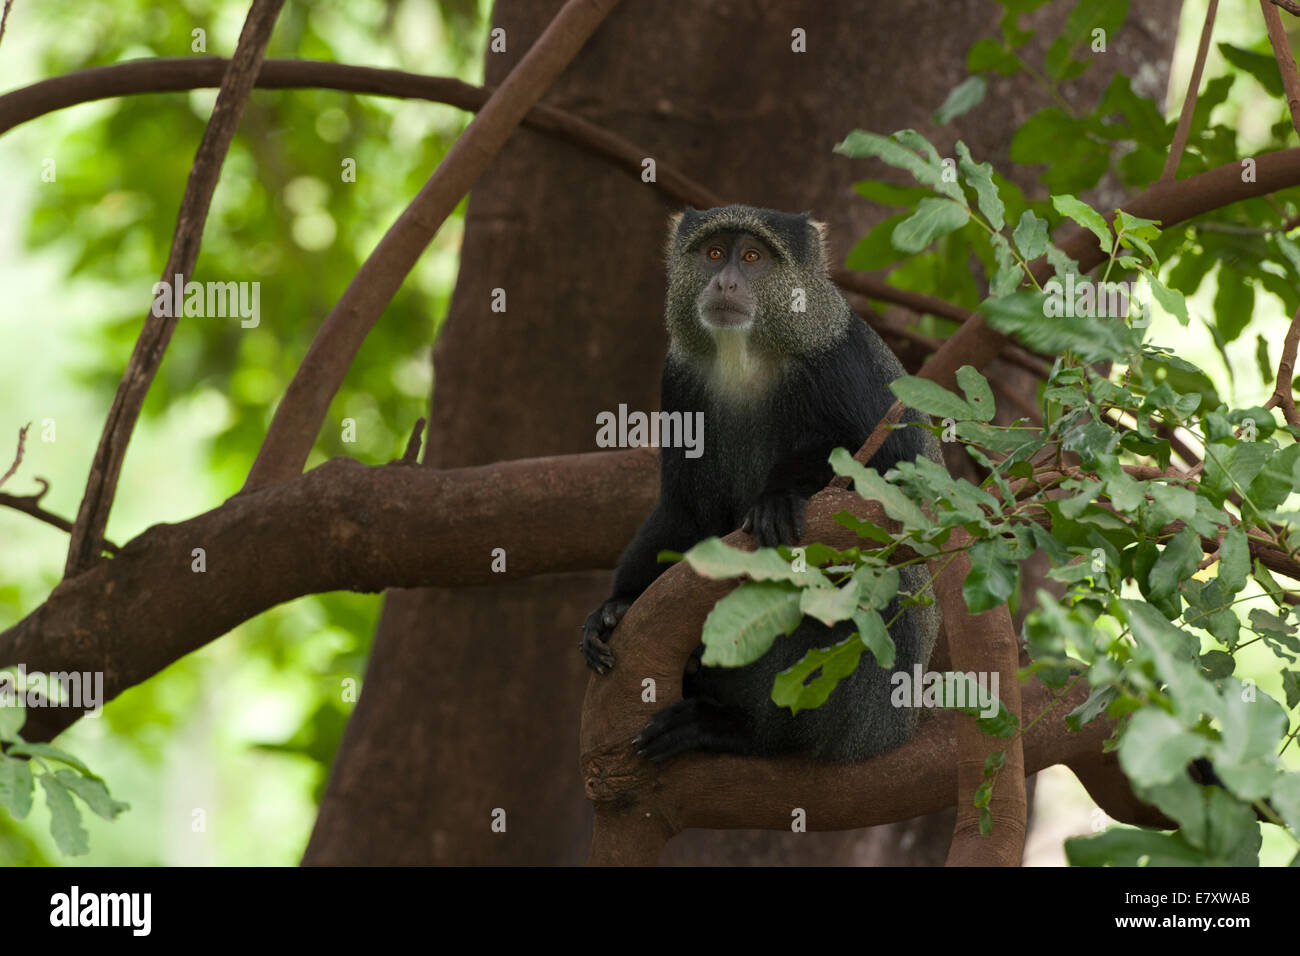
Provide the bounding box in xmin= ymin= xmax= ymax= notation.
xmin=1160 ymin=0 xmax=1219 ymax=183
xmin=0 ymin=448 xmax=657 ymax=743
xmin=931 ymin=531 xmax=1025 ymax=866
xmin=243 ymin=0 xmax=622 ymax=489
xmin=1265 ymin=303 xmax=1300 ymax=428
xmin=1263 ymin=0 xmax=1300 ymax=139
xmin=64 ymin=0 xmax=286 ymax=576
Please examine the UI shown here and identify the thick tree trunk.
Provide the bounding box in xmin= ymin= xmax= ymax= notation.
xmin=304 ymin=0 xmax=1180 ymax=865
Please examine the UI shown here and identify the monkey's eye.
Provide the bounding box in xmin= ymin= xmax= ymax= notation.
xmin=742 ymin=249 xmax=761 ymax=263
xmin=706 ymin=246 xmax=724 ymax=261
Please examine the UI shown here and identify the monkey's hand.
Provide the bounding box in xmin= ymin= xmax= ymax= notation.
xmin=741 ymin=489 xmax=806 ymax=548
xmin=580 ymin=598 xmax=630 ymax=674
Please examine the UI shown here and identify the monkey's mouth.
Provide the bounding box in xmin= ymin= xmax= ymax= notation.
xmin=702 ymin=305 xmax=753 ymax=328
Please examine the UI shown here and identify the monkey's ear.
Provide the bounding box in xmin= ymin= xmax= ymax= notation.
xmin=809 ymin=218 xmax=831 ymax=261
xmin=665 ymin=210 xmax=687 ymax=257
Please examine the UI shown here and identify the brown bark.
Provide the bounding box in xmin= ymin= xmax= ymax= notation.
xmin=303 ymin=0 xmax=1183 ymax=865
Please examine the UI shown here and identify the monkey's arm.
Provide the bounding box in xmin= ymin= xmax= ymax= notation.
xmin=582 ymin=358 xmax=704 ymax=673
xmin=581 ymin=499 xmax=699 ymax=673
xmin=742 ymin=433 xmax=843 ymax=547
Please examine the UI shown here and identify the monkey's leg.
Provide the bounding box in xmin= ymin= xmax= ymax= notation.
xmin=633 ymin=697 xmax=753 ymax=761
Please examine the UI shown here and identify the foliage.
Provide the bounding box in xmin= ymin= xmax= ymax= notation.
xmin=0 ymin=704 xmax=128 ymax=856
xmin=682 ymin=0 xmax=1300 ymax=865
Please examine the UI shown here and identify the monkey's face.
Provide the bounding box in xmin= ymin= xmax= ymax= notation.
xmin=693 ymin=230 xmax=775 ymax=332
xmin=665 ymin=206 xmax=851 ymax=363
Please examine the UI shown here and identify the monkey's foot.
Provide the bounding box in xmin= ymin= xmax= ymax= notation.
xmin=741 ymin=489 xmax=806 ymax=548
xmin=633 ymin=697 xmax=750 ymax=761
xmin=580 ymin=599 xmax=630 ymax=674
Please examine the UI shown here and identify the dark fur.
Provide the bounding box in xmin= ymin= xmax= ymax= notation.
xmin=582 ymin=205 xmax=941 ymax=762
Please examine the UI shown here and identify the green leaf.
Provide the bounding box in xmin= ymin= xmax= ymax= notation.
xmin=681 ymin=536 xmax=829 ymax=587
xmin=854 ymin=565 xmax=900 ymax=612
xmin=1271 ymin=773 xmax=1300 ymax=836
xmin=772 ymin=636 xmax=866 ymax=714
xmin=800 ymin=582 xmax=859 ymax=626
xmin=1148 ymin=481 xmax=1197 ymax=524
xmin=54 ymin=770 xmax=129 ymax=821
xmin=7 ymin=742 xmax=95 ymax=778
xmin=955 ymin=366 xmax=996 ymax=422
xmin=1052 ymin=194 xmax=1112 ymax=254
xmin=987 ymin=232 xmax=1022 ymax=296
xmin=1218 ymin=525 xmax=1250 ymax=594
xmin=700 ymin=581 xmax=803 ymax=667
xmin=963 ymin=539 xmax=1017 ymax=613
xmin=889 ymin=375 xmax=975 ymax=420
xmin=833 ymin=510 xmax=893 ymax=543
xmin=834 ymin=130 xmax=964 ymax=201
xmin=1012 ymin=209 xmax=1050 ymax=259
xmin=1217 ymin=43 xmax=1285 ymax=97
xmin=1062 ymin=419 xmax=1119 ymax=466
xmin=1067 ymin=684 xmax=1118 ymax=730
xmin=40 ymin=775 xmax=89 ymax=856
xmin=1199 ymin=650 xmax=1235 ymax=679
xmin=981 ymin=290 xmax=1137 ymax=362
xmin=0 ymin=757 xmax=34 ymax=820
xmin=1147 ymin=527 xmax=1201 ymax=602
xmin=829 ymin=448 xmax=929 ymax=531
xmin=1066 ymin=828 xmax=1210 ymax=866
xmin=0 ymin=703 xmax=24 ymax=742
xmin=1257 ymin=334 xmax=1273 ymax=386
xmin=845 ymin=212 xmax=912 ymax=270
xmin=892 ymin=198 xmax=971 ymax=253
xmin=1245 ymin=443 xmax=1300 ymax=510
xmin=852 ymin=607 xmax=896 ymax=669
xmin=934 ymin=77 xmax=987 ymax=124
xmin=955 ymin=141 xmax=1004 ymax=229
xmin=1147 ymin=273 xmax=1190 ymax=326
xmin=1283 ymin=669 xmax=1300 ymax=710
xmin=1213 ymin=273 xmax=1255 ymax=342
xmin=852 ymin=180 xmax=934 ymax=207
xmin=967 ymin=36 xmax=1020 ymax=76
xmin=1208 ymin=679 xmax=1287 ymax=800
xmin=1117 ymin=708 xmax=1208 ymax=787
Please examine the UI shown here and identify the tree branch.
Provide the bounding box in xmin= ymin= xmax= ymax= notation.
xmin=63 ymin=0 xmax=286 ymax=577
xmin=932 ymin=531 xmax=1025 ymax=866
xmin=0 ymin=478 xmax=119 ymax=553
xmin=1262 ymin=0 xmax=1300 ymax=140
xmin=242 ymin=0 xmax=622 ymax=490
xmin=1265 ymin=302 xmax=1300 ymax=427
xmin=0 ymin=449 xmax=656 ymax=743
xmin=1160 ymin=0 xmax=1219 ymax=183
xmin=0 ymin=422 xmax=28 ymax=490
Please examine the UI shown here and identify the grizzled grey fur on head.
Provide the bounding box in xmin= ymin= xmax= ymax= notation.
xmin=665 ymin=205 xmax=852 ymax=360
